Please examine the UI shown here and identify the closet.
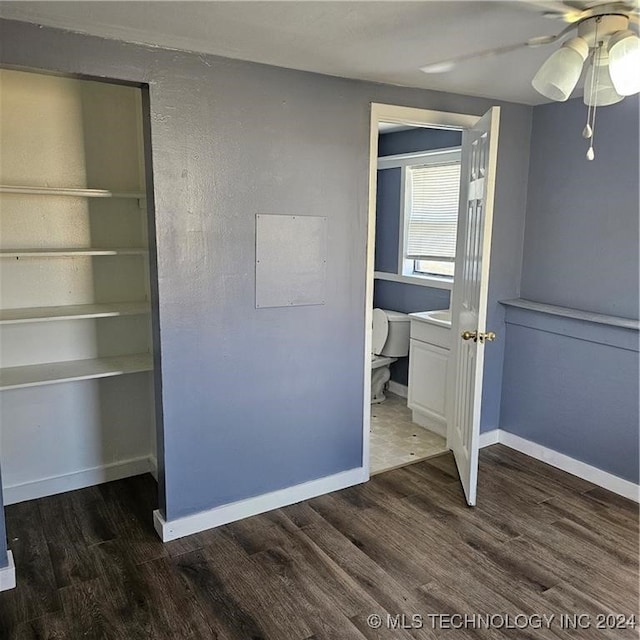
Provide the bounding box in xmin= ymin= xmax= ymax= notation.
xmin=0 ymin=69 xmax=157 ymax=505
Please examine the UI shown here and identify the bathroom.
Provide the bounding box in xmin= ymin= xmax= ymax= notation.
xmin=370 ymin=120 xmax=462 ymax=474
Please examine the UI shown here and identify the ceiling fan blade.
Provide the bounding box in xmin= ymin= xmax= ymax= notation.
xmin=517 ymin=0 xmax=591 ymax=22
xmin=420 ymin=36 xmax=556 ymax=74
xmin=419 ymin=21 xmax=578 ymax=74
xmin=517 ymin=0 xmax=640 ymax=27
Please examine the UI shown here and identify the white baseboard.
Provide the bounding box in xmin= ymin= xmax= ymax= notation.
xmin=411 ymin=410 xmax=446 ymax=437
xmin=148 ymin=456 xmax=158 ymax=481
xmin=0 ymin=551 xmax=16 ymax=592
xmin=485 ymin=430 xmax=639 ymax=503
xmin=3 ymin=455 xmax=156 ymax=505
xmin=479 ymin=429 xmax=500 ymax=448
xmin=153 ymin=466 xmax=368 ymax=542
xmin=387 ymin=381 xmax=408 ymax=398
xmin=499 ymin=431 xmax=639 ymax=502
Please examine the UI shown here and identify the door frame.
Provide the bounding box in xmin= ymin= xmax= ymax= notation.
xmin=362 ymin=103 xmax=481 ymax=474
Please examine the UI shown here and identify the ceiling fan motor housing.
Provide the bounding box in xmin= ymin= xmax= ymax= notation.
xmin=576 ymin=13 xmax=630 ymax=47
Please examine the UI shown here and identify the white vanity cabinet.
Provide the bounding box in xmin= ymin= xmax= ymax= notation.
xmin=408 ymin=310 xmax=452 ymax=436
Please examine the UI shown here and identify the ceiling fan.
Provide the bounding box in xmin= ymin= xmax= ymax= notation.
xmin=420 ymin=1 xmax=640 ymax=158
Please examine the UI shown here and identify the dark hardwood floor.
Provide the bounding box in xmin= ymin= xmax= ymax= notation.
xmin=1 ymin=444 xmax=638 ymax=639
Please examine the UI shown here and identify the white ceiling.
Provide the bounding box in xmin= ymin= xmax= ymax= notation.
xmin=0 ymin=1 xmax=589 ymax=105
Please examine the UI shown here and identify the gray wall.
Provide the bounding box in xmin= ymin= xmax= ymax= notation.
xmin=501 ymin=97 xmax=640 ymax=482
xmin=0 ymin=19 xmax=531 ymax=523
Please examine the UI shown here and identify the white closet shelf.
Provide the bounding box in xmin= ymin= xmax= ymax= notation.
xmin=0 ymin=353 xmax=153 ymax=390
xmin=0 ymin=248 xmax=148 ymax=257
xmin=0 ymin=301 xmax=150 ymax=324
xmin=0 ymin=185 xmax=145 ymax=199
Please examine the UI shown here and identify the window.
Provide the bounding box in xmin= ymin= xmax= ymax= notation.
xmin=403 ymin=153 xmax=461 ymax=280
xmin=375 ymin=144 xmax=462 ymax=290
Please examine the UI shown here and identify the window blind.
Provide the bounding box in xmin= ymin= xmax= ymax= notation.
xmin=406 ymin=161 xmax=461 ymax=260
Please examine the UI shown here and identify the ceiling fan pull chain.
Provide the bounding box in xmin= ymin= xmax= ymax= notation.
xmin=588 ymin=42 xmax=604 ymax=161
xmin=583 ymin=48 xmax=595 ymax=139
xmin=583 ymin=39 xmax=597 ymax=140
xmin=586 ymin=19 xmax=602 ymax=161
xmin=586 ymin=76 xmax=598 ymax=160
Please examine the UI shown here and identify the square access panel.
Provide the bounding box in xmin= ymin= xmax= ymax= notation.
xmin=255 ymin=214 xmax=327 ymax=309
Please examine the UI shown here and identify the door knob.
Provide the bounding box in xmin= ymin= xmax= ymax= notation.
xmin=461 ymin=330 xmax=497 ymax=343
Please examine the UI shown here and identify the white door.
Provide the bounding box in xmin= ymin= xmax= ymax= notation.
xmin=448 ymin=106 xmax=500 ymax=506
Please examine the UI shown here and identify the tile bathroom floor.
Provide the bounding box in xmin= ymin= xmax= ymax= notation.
xmin=370 ymin=391 xmax=447 ymax=475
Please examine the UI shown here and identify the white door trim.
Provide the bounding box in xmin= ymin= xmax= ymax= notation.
xmin=364 ymin=103 xmax=481 ymax=475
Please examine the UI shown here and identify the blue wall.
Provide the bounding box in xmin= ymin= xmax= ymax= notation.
xmin=501 ymin=307 xmax=639 ymax=483
xmin=1 ymin=18 xmax=532 ymax=526
xmin=374 ymin=129 xmax=460 ymax=385
xmin=374 ymin=168 xmax=401 ymax=274
xmin=374 ymin=280 xmax=450 ymax=313
xmin=378 ymin=127 xmax=462 ymax=156
xmin=521 ymin=97 xmax=639 ymax=319
xmin=501 ymin=96 xmax=640 ymax=483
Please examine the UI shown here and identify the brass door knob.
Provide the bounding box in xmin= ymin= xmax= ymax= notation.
xmin=461 ymin=330 xmax=497 ymax=343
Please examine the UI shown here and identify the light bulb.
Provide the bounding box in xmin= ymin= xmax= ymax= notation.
xmin=608 ymin=31 xmax=640 ymax=96
xmin=583 ymin=51 xmax=623 ymax=106
xmin=532 ymin=37 xmax=589 ymax=101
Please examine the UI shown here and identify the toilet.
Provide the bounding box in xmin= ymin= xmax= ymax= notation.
xmin=371 ymin=308 xmax=410 ymax=403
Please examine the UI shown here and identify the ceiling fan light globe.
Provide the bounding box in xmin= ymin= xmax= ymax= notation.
xmin=583 ymin=51 xmax=624 ymax=107
xmin=608 ymin=31 xmax=640 ymax=96
xmin=532 ymin=37 xmax=589 ymax=101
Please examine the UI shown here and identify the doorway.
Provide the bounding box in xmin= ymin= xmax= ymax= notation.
xmin=369 ymin=120 xmax=462 ymax=474
xmin=363 ymin=103 xmax=500 ymax=504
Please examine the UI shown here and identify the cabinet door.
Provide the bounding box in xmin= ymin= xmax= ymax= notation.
xmin=408 ymin=339 xmax=449 ymax=424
